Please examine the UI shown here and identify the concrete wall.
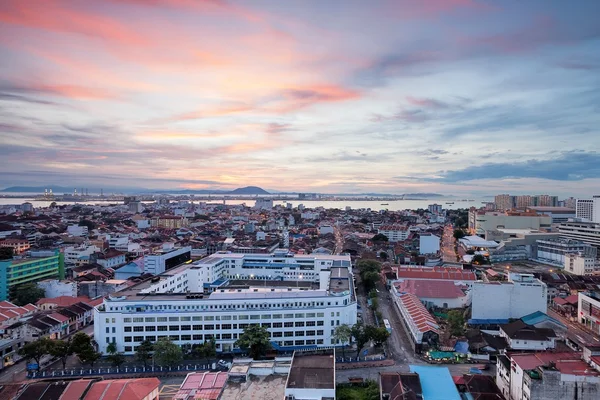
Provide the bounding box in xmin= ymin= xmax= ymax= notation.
xmin=472 ymin=280 xmax=547 ymax=320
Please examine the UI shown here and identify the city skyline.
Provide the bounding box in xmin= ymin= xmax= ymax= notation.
xmin=1 ymin=0 xmax=600 ymax=196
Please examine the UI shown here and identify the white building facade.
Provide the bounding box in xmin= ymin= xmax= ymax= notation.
xmin=576 ymin=199 xmax=594 ymax=221
xmin=94 ymin=253 xmax=356 ymax=355
xmin=419 ymin=233 xmax=440 ymax=255
xmin=377 ymin=225 xmax=409 ymax=242
xmin=471 ymin=273 xmax=547 ymax=321
xmin=565 ymin=253 xmax=598 ymax=276
xmin=143 ymin=246 xmax=192 ymax=275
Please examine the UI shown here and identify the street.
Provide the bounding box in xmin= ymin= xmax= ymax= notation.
xmin=0 ymin=324 xmax=95 ymax=384
xmin=337 ymin=277 xmax=496 ymax=383
xmin=547 ymin=309 xmax=600 ymax=347
xmin=334 ymin=224 xmax=344 ymax=255
xmin=441 ymin=225 xmax=459 ymax=263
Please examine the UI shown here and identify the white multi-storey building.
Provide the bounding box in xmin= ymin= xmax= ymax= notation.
xmin=67 ymin=225 xmax=88 ymax=237
xmin=94 ymin=252 xmax=355 ymax=355
xmin=594 ymin=196 xmax=600 ymax=223
xmin=377 ymin=225 xmax=409 ymax=242
xmin=143 ymin=245 xmax=192 ymax=275
xmin=578 ymin=291 xmax=600 ymax=335
xmin=576 ymin=199 xmax=594 ymax=221
xmin=471 ymin=273 xmax=547 ymax=321
xmin=559 ymin=220 xmax=600 ymax=250
xmin=565 ymin=252 xmax=598 ymax=276
xmin=63 ymin=245 xmax=101 ymax=266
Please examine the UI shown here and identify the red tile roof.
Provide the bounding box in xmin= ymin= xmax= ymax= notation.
xmin=37 ymin=296 xmax=90 ymax=308
xmin=174 ymin=372 xmax=228 ymax=400
xmin=394 ymin=279 xmax=467 ymax=299
xmin=49 ymin=313 xmax=70 ymax=323
xmin=379 ymin=225 xmax=408 ymax=231
xmin=392 ymin=266 xmax=477 ymax=281
xmin=398 ymin=293 xmax=439 ymax=334
xmin=59 ymin=380 xmax=92 ymax=400
xmin=84 ymin=378 xmax=159 ymax=400
xmin=510 ymin=352 xmax=586 ymax=373
xmin=0 ymin=301 xmax=37 ymax=323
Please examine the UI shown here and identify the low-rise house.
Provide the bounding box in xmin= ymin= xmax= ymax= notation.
xmin=499 ymin=320 xmax=557 ymax=351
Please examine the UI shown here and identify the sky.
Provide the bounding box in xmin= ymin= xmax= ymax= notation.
xmin=1 ymin=0 xmax=599 ymax=196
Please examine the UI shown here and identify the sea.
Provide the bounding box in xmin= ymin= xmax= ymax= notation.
xmin=0 ymin=197 xmax=487 ymax=211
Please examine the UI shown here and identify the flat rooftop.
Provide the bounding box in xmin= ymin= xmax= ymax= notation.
xmin=225 ymin=280 xmax=319 ymax=290
xmin=287 ymin=352 xmax=335 ymax=390
xmin=220 ymin=375 xmax=286 ymax=400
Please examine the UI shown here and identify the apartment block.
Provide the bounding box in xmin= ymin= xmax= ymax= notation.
xmin=0 ymin=250 xmax=65 ymax=301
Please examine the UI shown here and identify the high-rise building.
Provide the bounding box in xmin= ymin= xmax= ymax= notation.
xmin=534 ymin=194 xmax=558 ymax=207
xmin=576 ymin=199 xmax=594 ymax=221
xmin=494 ymin=194 xmax=514 ymax=211
xmin=515 ymin=195 xmax=533 ymax=209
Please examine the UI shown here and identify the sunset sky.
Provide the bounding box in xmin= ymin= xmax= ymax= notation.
xmin=1 ymin=0 xmax=599 ymax=196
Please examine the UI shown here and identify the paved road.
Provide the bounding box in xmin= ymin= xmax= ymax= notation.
xmin=0 ymin=324 xmax=95 ymax=384
xmin=337 ymin=279 xmax=497 ymax=383
xmin=547 ymin=309 xmax=600 ymax=347
xmin=441 ymin=225 xmax=458 ymax=263
xmin=334 ymin=225 xmax=344 ymax=255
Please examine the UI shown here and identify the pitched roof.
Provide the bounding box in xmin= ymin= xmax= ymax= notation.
xmin=83 ymin=378 xmax=160 ymax=400
xmin=394 ymin=279 xmax=467 ymax=299
xmin=37 ymin=296 xmax=90 ymax=307
xmin=397 ymin=293 xmax=439 ymax=334
xmin=392 ymin=266 xmax=477 ymax=281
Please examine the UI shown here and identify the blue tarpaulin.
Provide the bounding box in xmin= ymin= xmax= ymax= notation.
xmin=454 ymin=341 xmax=469 ymax=354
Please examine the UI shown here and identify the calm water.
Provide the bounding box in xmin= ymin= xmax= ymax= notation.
xmin=0 ymin=197 xmax=486 ymax=211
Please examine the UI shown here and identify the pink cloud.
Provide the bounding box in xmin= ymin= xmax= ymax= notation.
xmin=0 ymin=1 xmax=149 ymax=46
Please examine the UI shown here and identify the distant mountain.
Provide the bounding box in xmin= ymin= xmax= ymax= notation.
xmin=403 ymin=193 xmax=444 ymax=198
xmin=228 ymin=186 xmax=269 ymax=195
xmin=1 ymin=186 xmax=76 ymax=193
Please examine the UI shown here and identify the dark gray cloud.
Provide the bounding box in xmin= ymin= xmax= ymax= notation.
xmin=425 ymin=151 xmax=600 ymax=182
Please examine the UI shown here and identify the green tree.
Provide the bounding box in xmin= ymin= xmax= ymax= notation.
xmin=106 ymin=342 xmax=126 ymax=369
xmin=366 ymin=326 xmax=390 ymax=346
xmin=235 ymin=324 xmax=271 ymax=359
xmin=48 ymin=339 xmax=72 ymax=370
xmin=18 ymin=338 xmax=52 ymax=366
xmin=351 ymin=323 xmax=369 ymax=357
xmin=136 ymin=339 xmax=154 ymax=367
xmin=361 ymin=271 xmax=380 ymax=291
xmin=378 ymin=251 xmax=388 ymax=261
xmin=70 ymin=332 xmax=101 ymax=367
xmin=0 ymin=247 xmax=13 ymax=260
xmin=70 ymin=332 xmax=93 ymax=354
xmin=453 ymin=229 xmax=465 ymax=240
xmin=448 ymin=310 xmax=465 ymax=337
xmin=371 ymin=233 xmax=388 ymax=242
xmin=12 ymin=282 xmax=46 ymax=306
xmin=192 ymin=338 xmax=216 ymax=359
xmin=153 ymin=338 xmax=183 ymax=367
xmin=333 ymin=325 xmax=352 ymax=358
xmin=78 ymin=346 xmax=101 ymax=367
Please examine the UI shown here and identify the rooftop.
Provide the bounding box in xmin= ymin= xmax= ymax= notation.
xmin=409 ymin=365 xmax=461 ymax=400
xmin=174 ymin=372 xmax=228 ymax=400
xmin=220 ymin=375 xmax=286 ymax=400
xmin=394 ymin=279 xmax=467 ymax=299
xmin=286 ymin=351 xmax=335 ymax=389
xmin=391 ymin=266 xmax=477 ymax=281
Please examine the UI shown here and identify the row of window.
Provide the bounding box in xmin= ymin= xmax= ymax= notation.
xmin=121 ymin=339 xmax=324 ymax=353
xmin=108 ymin=300 xmax=345 ymax=312
xmin=123 ymin=330 xmax=325 ymax=344
xmin=118 ymin=312 xmax=329 ymax=324
xmin=123 ymin=321 xmax=325 ymax=333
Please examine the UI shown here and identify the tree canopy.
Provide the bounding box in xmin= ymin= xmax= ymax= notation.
xmin=18 ymin=338 xmax=53 ymax=365
xmin=48 ymin=339 xmax=72 ymax=370
xmin=135 ymin=339 xmax=154 ymax=367
xmin=235 ymin=324 xmax=271 ymax=359
xmin=453 ymin=229 xmax=466 ymax=240
xmin=70 ymin=332 xmax=101 ymax=367
xmin=333 ymin=324 xmax=352 ymax=358
xmin=0 ymin=247 xmax=13 ymax=260
xmin=12 ymin=282 xmax=46 ymax=306
xmin=371 ymin=233 xmax=389 ymax=242
xmin=448 ymin=310 xmax=466 ymax=336
xmin=106 ymin=342 xmax=126 ymax=368
xmin=472 ymin=254 xmax=487 ymax=265
xmin=153 ymin=338 xmax=183 ymax=367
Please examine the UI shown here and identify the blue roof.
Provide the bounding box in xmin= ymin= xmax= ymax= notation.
xmin=521 ymin=311 xmax=566 ymax=328
xmin=409 ymin=365 xmax=461 ymax=400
